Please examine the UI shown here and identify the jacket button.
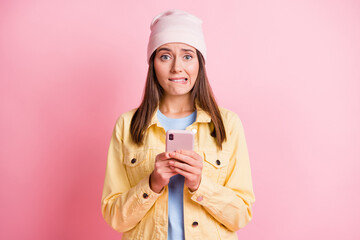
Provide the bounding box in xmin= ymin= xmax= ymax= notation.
xmin=216 ymin=160 xmax=221 ymax=165
xmin=196 ymin=196 xmax=203 ymax=202
xmin=131 ymin=158 xmax=136 ymax=164
xmin=143 ymin=193 xmax=149 ymax=199
xmin=192 ymin=221 xmax=198 ymax=227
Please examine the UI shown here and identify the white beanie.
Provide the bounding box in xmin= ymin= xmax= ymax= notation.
xmin=147 ymin=9 xmax=207 ymax=63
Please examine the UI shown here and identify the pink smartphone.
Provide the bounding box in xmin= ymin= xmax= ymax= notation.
xmin=166 ymin=130 xmax=194 ymax=152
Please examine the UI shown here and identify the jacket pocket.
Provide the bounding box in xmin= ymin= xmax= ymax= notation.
xmin=203 ymin=151 xmax=231 ymax=185
xmin=124 ymin=150 xmax=152 ymax=187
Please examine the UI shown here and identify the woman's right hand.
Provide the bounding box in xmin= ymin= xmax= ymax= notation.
xmin=149 ymin=152 xmax=178 ymax=193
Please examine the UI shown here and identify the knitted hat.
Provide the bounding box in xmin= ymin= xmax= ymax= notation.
xmin=147 ymin=9 xmax=207 ymax=63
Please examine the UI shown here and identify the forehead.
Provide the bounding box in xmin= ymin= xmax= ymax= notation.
xmin=156 ymin=42 xmax=196 ymax=52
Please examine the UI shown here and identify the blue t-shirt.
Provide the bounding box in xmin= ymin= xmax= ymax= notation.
xmin=157 ymin=109 xmax=197 ymax=240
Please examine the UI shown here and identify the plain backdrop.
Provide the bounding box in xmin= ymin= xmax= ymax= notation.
xmin=1 ymin=0 xmax=359 ymax=239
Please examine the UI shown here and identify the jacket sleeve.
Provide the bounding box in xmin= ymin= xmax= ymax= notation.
xmin=188 ymin=113 xmax=255 ymax=231
xmin=101 ymin=117 xmax=164 ymax=232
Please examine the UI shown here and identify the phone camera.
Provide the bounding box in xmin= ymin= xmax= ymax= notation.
xmin=169 ymin=134 xmax=174 ymax=140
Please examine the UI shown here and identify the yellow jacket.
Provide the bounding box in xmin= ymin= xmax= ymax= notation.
xmin=101 ymin=105 xmax=255 ymax=239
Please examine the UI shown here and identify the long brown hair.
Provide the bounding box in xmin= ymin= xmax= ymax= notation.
xmin=130 ymin=50 xmax=226 ymax=148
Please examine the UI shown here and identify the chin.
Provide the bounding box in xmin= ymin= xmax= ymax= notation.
xmin=168 ymin=91 xmax=191 ymax=96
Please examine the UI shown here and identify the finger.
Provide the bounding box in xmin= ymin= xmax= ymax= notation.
xmin=155 ymin=164 xmax=178 ymax=174
xmin=154 ymin=160 xmax=178 ymax=172
xmin=171 ymin=166 xmax=196 ymax=180
xmin=175 ymin=150 xmax=203 ymax=162
xmin=169 ymin=160 xmax=201 ymax=175
xmin=156 ymin=152 xmax=171 ymax=161
xmin=169 ymin=152 xmax=197 ymax=167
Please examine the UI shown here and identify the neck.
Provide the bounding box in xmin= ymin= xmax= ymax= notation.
xmin=159 ymin=94 xmax=195 ymax=118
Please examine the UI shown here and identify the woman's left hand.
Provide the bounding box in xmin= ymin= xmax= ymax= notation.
xmin=168 ymin=150 xmax=203 ymax=192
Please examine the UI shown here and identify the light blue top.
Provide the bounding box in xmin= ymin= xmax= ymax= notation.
xmin=157 ymin=109 xmax=197 ymax=240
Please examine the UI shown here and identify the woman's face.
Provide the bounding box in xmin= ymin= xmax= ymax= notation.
xmin=154 ymin=42 xmax=199 ymax=97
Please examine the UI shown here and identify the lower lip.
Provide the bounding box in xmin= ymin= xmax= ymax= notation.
xmin=169 ymin=78 xmax=188 ymax=84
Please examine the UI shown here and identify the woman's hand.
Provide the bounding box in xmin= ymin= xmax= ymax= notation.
xmin=150 ymin=152 xmax=178 ymax=193
xmin=168 ymin=150 xmax=203 ymax=192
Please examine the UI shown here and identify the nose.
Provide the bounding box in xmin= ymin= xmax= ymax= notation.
xmin=170 ymin=56 xmax=183 ymax=73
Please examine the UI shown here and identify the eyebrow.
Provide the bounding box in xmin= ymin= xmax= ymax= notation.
xmin=157 ymin=47 xmax=195 ymax=53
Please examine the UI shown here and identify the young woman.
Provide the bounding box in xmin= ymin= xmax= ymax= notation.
xmin=101 ymin=9 xmax=255 ymax=240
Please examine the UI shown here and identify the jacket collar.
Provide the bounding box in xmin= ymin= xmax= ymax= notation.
xmin=147 ymin=101 xmax=211 ymax=129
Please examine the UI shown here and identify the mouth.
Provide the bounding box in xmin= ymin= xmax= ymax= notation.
xmin=168 ymin=77 xmax=188 ymax=83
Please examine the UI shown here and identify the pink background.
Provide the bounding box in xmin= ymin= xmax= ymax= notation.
xmin=1 ymin=0 xmax=359 ymax=239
